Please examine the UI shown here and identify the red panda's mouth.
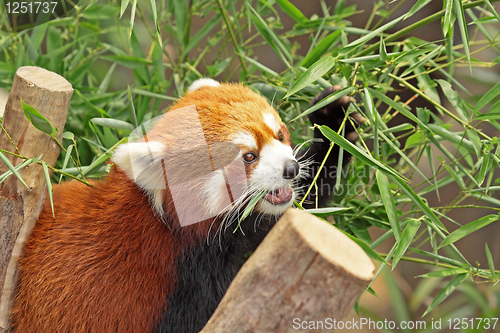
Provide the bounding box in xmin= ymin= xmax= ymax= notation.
xmin=263 ymin=186 xmax=293 ymax=205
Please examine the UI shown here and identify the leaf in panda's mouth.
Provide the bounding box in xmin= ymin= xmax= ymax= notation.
xmin=234 ymin=191 xmax=266 ymax=233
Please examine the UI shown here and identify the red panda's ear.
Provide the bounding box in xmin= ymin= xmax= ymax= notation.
xmin=187 ymin=78 xmax=220 ymax=92
xmin=113 ymin=141 xmax=167 ymax=213
xmin=113 ymin=141 xmax=167 ymax=190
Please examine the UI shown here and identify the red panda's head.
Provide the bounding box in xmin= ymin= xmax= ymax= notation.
xmin=113 ymin=79 xmax=305 ymax=228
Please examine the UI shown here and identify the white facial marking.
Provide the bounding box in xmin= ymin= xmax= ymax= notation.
xmin=249 ymin=139 xmax=297 ymax=215
xmin=263 ymin=112 xmax=280 ymax=134
xmin=188 ymin=78 xmax=221 ymax=92
xmin=203 ymin=169 xmax=231 ymax=216
xmin=231 ymin=131 xmax=258 ymax=150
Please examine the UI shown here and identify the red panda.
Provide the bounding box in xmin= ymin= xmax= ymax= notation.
xmin=11 ymin=79 xmax=358 ymax=333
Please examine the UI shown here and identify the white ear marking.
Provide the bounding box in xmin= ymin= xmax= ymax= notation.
xmin=114 ymin=141 xmax=167 ymax=215
xmin=188 ymin=78 xmax=221 ymax=92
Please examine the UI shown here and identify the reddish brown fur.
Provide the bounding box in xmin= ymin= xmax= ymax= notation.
xmin=11 ymin=170 xmax=180 ymax=332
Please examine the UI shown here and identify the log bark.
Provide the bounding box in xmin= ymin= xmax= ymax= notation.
xmin=0 ymin=66 xmax=72 ymax=331
xmin=201 ymin=208 xmax=375 ymax=333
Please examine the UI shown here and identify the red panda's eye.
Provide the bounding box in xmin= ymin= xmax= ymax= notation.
xmin=278 ymin=131 xmax=285 ymax=142
xmin=243 ymin=152 xmax=258 ymax=163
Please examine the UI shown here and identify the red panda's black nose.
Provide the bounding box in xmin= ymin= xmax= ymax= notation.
xmin=283 ymin=160 xmax=300 ymax=180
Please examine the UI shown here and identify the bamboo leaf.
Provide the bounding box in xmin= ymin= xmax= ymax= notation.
xmin=483 ymin=0 xmax=500 ymax=23
xmin=235 ymin=191 xmax=267 ymax=231
xmin=41 ymin=161 xmax=55 ymax=218
xmin=21 ymin=99 xmax=57 ymax=137
xmin=454 ymin=0 xmax=471 ymax=70
xmin=442 ymin=0 xmax=454 ymax=37
xmin=376 ymin=170 xmax=400 ymax=242
xmin=301 ymin=29 xmax=342 ymax=68
xmin=418 ymin=268 xmax=468 ymax=278
xmin=485 ymin=243 xmax=496 ymax=279
xmin=275 ymin=0 xmax=308 ymax=24
xmin=474 ymin=80 xmax=500 ymax=112
xmin=393 ymin=219 xmax=421 ymax=269
xmin=290 ymin=86 xmax=355 ymax=122
xmin=422 ymin=273 xmax=468 ymax=317
xmin=91 ymin=118 xmax=135 ymax=133
xmin=342 ymin=15 xmax=403 ymax=51
xmin=285 ymin=56 xmax=335 ymax=98
xmin=338 ymin=228 xmax=388 ymax=264
xmin=404 ymin=0 xmax=433 ymax=20
xmin=437 ymin=214 xmax=499 ymax=250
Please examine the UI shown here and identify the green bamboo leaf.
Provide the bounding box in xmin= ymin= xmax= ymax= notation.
xmin=379 ymin=33 xmax=387 ymax=61
xmin=59 ymin=144 xmax=73 ymax=183
xmin=131 ymin=89 xmax=176 ymax=101
xmin=235 ymin=191 xmax=267 ymax=232
xmin=120 ymin=0 xmax=130 ymax=18
xmin=477 ymin=153 xmax=491 ymax=186
xmin=62 ymin=132 xmax=74 ymax=140
xmin=401 ymin=46 xmax=443 ymax=77
xmin=412 ymin=248 xmax=468 ymax=268
xmin=174 ymin=0 xmax=187 ymax=43
xmin=339 ymin=53 xmax=398 ymax=64
xmin=285 ymin=57 xmax=335 ymax=98
xmin=97 ymin=63 xmax=117 ymax=94
xmin=418 ymin=268 xmax=468 ymax=278
xmin=485 ymin=243 xmax=497 ymax=279
xmin=404 ymin=0 xmax=433 ymax=20
xmin=376 ymin=170 xmax=400 ymax=242
xmin=240 ymin=54 xmax=279 ymax=77
xmin=368 ymin=88 xmax=431 ymax=132
xmin=247 ymin=4 xmax=292 ymax=66
xmin=474 ymin=80 xmax=500 ymax=113
xmin=149 ymin=0 xmax=162 ymax=47
xmin=483 ymin=0 xmax=500 ymax=23
xmin=290 ymin=86 xmax=355 ymax=122
xmin=103 ymin=55 xmax=152 ymax=68
xmin=427 ymin=123 xmax=474 ymax=152
xmin=41 ymin=161 xmax=55 ymax=218
xmin=74 ymin=90 xmax=110 ymax=117
xmin=338 ymin=228 xmax=388 ymax=264
xmin=454 ymin=0 xmax=471 ymax=70
xmin=342 ymin=15 xmax=403 ymax=50
xmin=301 ymin=29 xmax=342 ymax=68
xmin=0 ymin=158 xmax=33 ymax=183
xmin=91 ymin=118 xmax=135 ymax=133
xmin=422 ymin=273 xmax=468 ymax=317
xmin=21 ymin=98 xmax=57 ymax=137
xmin=275 ymin=0 xmax=308 ymax=24
xmin=437 ymin=214 xmax=499 ymax=250
xmin=436 ymin=79 xmax=469 ymax=121
xmin=442 ymin=0 xmax=454 ymax=37
xmin=184 ymin=15 xmax=221 ymax=56
xmin=304 ymin=207 xmax=351 ymax=216
xmin=393 ymin=219 xmax=421 ymax=269
xmin=79 ymin=138 xmax=128 ymax=178
xmin=129 ymin=0 xmax=137 ymax=38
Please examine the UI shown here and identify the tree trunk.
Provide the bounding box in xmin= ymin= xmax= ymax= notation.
xmin=0 ymin=66 xmax=72 ymax=332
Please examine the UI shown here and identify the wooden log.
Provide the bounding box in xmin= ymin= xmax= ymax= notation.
xmin=0 ymin=66 xmax=72 ymax=331
xmin=201 ymin=208 xmax=375 ymax=333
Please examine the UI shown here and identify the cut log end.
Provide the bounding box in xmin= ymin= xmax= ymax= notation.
xmin=15 ymin=66 xmax=73 ymax=93
xmin=287 ymin=208 xmax=375 ymax=282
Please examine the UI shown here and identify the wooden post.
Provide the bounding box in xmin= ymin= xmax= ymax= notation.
xmin=0 ymin=66 xmax=72 ymax=331
xmin=201 ymin=208 xmax=375 ymax=333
